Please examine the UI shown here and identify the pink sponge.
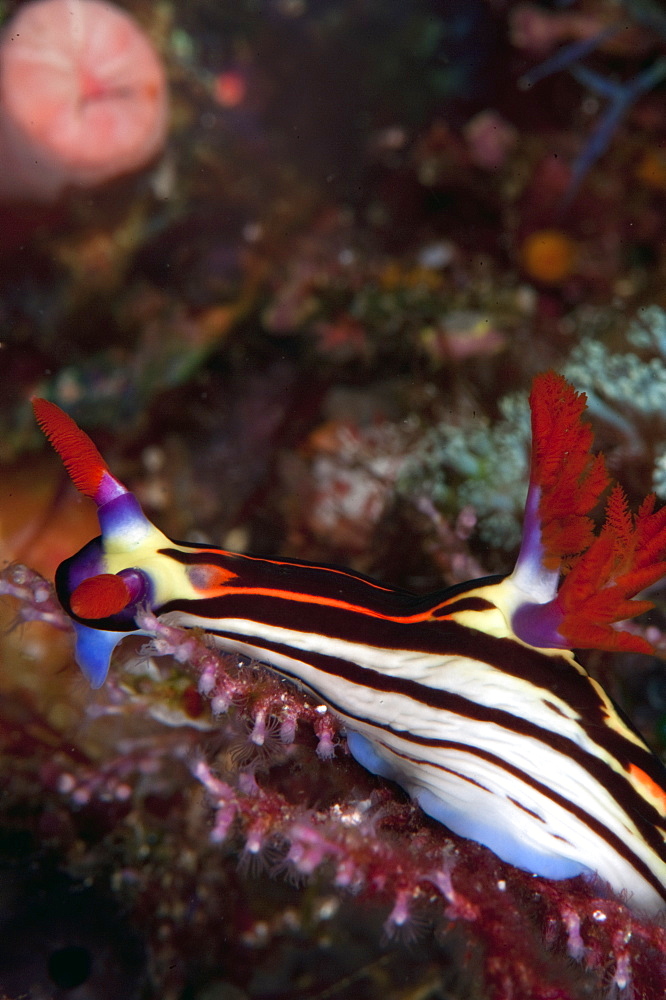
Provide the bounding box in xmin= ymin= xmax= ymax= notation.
xmin=0 ymin=0 xmax=168 ymax=201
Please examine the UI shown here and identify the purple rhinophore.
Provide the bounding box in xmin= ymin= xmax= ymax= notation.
xmin=511 ymin=483 xmax=560 ymax=605
xmin=97 ymin=492 xmax=154 ymax=545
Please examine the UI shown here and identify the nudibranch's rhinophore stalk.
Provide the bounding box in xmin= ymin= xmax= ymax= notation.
xmin=32 ymin=375 xmax=666 ymax=914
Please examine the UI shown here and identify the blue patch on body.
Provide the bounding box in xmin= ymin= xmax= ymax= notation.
xmin=346 ymin=730 xmax=588 ymax=881
xmin=73 ymin=623 xmax=123 ymax=688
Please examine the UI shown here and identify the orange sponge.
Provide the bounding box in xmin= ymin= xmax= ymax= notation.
xmin=521 ymin=229 xmax=578 ymax=285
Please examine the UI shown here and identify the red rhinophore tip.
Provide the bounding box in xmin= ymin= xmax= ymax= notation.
xmin=70 ymin=573 xmax=132 ymax=619
xmin=529 ymin=371 xmax=609 ymax=569
xmin=32 ymin=397 xmax=109 ymax=500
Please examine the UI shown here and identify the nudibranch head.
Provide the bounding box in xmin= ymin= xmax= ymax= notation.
xmin=31 ymin=398 xmax=169 ymax=684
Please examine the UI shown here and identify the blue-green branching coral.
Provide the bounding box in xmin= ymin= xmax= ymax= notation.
xmin=399 ymin=306 xmax=666 ymax=552
xmin=562 ymin=306 xmax=666 ymax=498
xmin=398 ymin=391 xmax=531 ymax=552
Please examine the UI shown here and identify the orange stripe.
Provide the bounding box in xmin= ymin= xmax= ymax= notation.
xmin=629 ymin=763 xmax=666 ymax=815
xmin=186 ymin=583 xmax=445 ymax=623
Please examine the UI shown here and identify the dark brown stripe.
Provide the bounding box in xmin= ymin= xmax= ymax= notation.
xmin=382 ymin=742 xmax=666 ymax=903
xmin=160 ymin=547 xmax=500 ymax=618
xmin=199 ymin=626 xmax=666 ymax=863
xmin=160 ymin=546 xmax=417 ymax=605
xmin=159 ymin=588 xmax=665 ymax=786
xmin=507 ymin=796 xmax=546 ymax=823
xmin=430 ymin=597 xmax=496 ymax=616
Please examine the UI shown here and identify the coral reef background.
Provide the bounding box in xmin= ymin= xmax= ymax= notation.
xmin=2 ymin=1 xmax=666 ymax=998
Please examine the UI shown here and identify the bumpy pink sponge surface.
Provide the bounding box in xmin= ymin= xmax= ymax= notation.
xmin=0 ymin=0 xmax=168 ymax=201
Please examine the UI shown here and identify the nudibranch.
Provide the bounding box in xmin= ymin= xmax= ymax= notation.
xmin=32 ymin=373 xmax=666 ymax=914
